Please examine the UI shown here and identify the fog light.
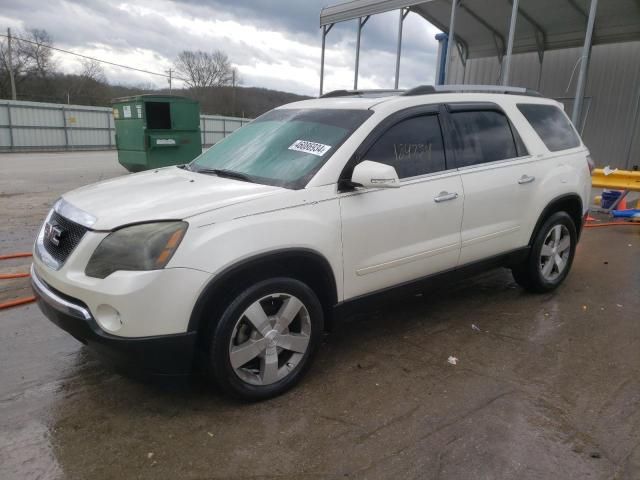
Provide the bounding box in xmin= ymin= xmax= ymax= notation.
xmin=95 ymin=304 xmax=122 ymax=332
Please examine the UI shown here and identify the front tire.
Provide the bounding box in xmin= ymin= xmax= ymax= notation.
xmin=512 ymin=211 xmax=577 ymax=293
xmin=208 ymin=277 xmax=324 ymax=401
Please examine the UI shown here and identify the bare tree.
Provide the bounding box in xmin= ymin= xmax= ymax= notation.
xmin=174 ymin=50 xmax=233 ymax=89
xmin=0 ymin=30 xmax=29 ymax=96
xmin=134 ymin=81 xmax=157 ymax=91
xmin=79 ymin=58 xmax=106 ymax=83
xmin=65 ymin=59 xmax=107 ymax=104
xmin=231 ymin=66 xmax=241 ymax=87
xmin=0 ymin=28 xmax=57 ymax=98
xmin=22 ymin=29 xmax=55 ymax=78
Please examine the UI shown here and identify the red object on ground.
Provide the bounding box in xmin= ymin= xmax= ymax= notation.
xmin=0 ymin=272 xmax=30 ymax=280
xmin=617 ymin=197 xmax=628 ymax=210
xmin=0 ymin=252 xmax=33 ymax=260
xmin=0 ymin=296 xmax=36 ymax=309
xmin=584 ymin=222 xmax=640 ymax=228
xmin=0 ymin=252 xmax=35 ymax=310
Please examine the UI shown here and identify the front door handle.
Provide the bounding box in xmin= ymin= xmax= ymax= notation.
xmin=434 ymin=191 xmax=459 ymax=203
xmin=518 ymin=175 xmax=536 ymax=185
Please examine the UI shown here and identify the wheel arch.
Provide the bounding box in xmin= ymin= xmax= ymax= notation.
xmin=529 ymin=193 xmax=584 ymax=245
xmin=188 ymin=248 xmax=339 ymax=341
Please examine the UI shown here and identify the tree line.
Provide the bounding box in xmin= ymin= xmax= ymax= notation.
xmin=0 ymin=28 xmax=308 ymax=118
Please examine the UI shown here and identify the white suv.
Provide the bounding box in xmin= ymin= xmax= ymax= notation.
xmin=32 ymin=86 xmax=592 ymax=400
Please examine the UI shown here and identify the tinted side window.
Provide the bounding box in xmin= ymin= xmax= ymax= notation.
xmin=517 ymin=104 xmax=581 ymax=151
xmin=449 ymin=110 xmax=518 ymax=167
xmin=364 ymin=115 xmax=446 ymax=179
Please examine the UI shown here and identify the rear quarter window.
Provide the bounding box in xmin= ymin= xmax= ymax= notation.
xmin=517 ymin=104 xmax=581 ymax=152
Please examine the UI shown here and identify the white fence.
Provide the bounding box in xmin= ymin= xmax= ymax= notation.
xmin=0 ymin=100 xmax=251 ymax=152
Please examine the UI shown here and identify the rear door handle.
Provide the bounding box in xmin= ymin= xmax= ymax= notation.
xmin=434 ymin=191 xmax=459 ymax=203
xmin=518 ymin=175 xmax=536 ymax=185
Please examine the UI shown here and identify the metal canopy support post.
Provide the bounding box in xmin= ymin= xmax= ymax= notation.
xmin=493 ymin=34 xmax=504 ymax=64
xmin=106 ymin=110 xmax=112 ymax=148
xmin=502 ymin=0 xmax=519 ymax=85
xmin=435 ymin=33 xmax=448 ymax=85
xmin=572 ymin=0 xmax=598 ymax=126
xmin=623 ymin=83 xmax=640 ymax=169
xmin=61 ymin=106 xmax=69 ymax=150
xmin=536 ymin=31 xmax=545 ymax=90
xmin=456 ymin=42 xmax=467 ymax=67
xmin=444 ymin=0 xmax=458 ymax=84
xmin=319 ymin=23 xmax=334 ymax=96
xmin=7 ymin=29 xmax=17 ymax=101
xmin=6 ymin=102 xmax=14 ymax=151
xmin=394 ymin=8 xmax=410 ymax=89
xmin=456 ymin=43 xmax=468 ymax=84
xmin=354 ymin=16 xmax=370 ymax=90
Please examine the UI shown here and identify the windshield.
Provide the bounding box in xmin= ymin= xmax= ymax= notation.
xmin=190 ymin=108 xmax=372 ymax=189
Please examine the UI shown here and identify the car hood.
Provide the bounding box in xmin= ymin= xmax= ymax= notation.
xmin=61 ymin=167 xmax=284 ymax=230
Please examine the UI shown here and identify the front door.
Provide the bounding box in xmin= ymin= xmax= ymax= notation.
xmin=339 ymin=112 xmax=464 ymax=300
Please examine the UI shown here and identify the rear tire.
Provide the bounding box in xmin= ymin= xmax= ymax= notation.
xmin=207 ymin=277 xmax=323 ymax=401
xmin=512 ymin=211 xmax=577 ymax=293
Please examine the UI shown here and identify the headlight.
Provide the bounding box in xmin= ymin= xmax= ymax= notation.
xmin=85 ymin=221 xmax=188 ymax=279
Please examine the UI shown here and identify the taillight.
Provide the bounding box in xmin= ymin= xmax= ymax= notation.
xmin=586 ymin=155 xmax=595 ymax=175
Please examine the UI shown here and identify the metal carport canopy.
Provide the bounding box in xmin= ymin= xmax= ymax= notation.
xmin=320 ymin=0 xmax=640 ymax=59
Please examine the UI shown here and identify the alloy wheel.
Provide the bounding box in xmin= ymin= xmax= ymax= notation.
xmin=539 ymin=224 xmax=571 ymax=282
xmin=228 ymin=293 xmax=311 ymax=386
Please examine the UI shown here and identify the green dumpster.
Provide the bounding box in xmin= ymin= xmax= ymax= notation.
xmin=112 ymin=95 xmax=202 ymax=172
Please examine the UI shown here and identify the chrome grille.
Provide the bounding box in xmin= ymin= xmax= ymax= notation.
xmin=42 ymin=211 xmax=88 ymax=264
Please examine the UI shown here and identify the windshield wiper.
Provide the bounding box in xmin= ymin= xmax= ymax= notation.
xmin=194 ymin=168 xmax=255 ymax=183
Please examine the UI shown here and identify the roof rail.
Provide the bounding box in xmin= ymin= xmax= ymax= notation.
xmin=401 ymin=85 xmax=436 ymax=96
xmin=320 ymin=89 xmax=403 ymax=98
xmin=402 ymin=84 xmax=542 ymax=97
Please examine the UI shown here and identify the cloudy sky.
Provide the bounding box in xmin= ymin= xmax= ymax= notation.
xmin=0 ymin=0 xmax=442 ymax=96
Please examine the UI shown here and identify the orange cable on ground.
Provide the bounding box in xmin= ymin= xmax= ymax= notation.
xmin=0 ymin=296 xmax=37 ymax=309
xmin=584 ymin=222 xmax=640 ymax=228
xmin=0 ymin=272 xmax=30 ymax=279
xmin=1 ymin=252 xmax=36 ymax=310
xmin=0 ymin=252 xmax=33 ymax=260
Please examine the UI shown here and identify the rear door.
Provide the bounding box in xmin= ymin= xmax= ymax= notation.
xmin=444 ymin=103 xmax=544 ymax=265
xmin=339 ymin=107 xmax=464 ymax=300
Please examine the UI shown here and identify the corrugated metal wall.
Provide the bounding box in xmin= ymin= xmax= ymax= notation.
xmin=200 ymin=115 xmax=248 ymax=147
xmin=0 ymin=100 xmax=251 ymax=152
xmin=0 ymin=100 xmax=115 ymax=151
xmin=447 ymin=41 xmax=640 ymax=169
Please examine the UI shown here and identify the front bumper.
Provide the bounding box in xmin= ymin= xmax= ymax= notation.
xmin=31 ymin=265 xmax=197 ymax=376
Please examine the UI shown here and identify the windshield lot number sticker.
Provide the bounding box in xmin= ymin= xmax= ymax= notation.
xmin=288 ymin=140 xmax=332 ymax=156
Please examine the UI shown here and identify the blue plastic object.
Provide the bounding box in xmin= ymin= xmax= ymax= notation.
xmin=435 ymin=33 xmax=448 ymax=86
xmin=611 ymin=209 xmax=640 ymax=218
xmin=601 ymin=190 xmax=622 ymax=209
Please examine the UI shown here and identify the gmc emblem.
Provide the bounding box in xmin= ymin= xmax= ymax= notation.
xmin=44 ymin=221 xmax=64 ymax=247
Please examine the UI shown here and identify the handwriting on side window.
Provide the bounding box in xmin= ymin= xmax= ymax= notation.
xmin=393 ymin=143 xmax=432 ymax=161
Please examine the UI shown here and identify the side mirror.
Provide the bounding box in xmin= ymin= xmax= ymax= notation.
xmin=351 ymin=160 xmax=400 ymax=189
